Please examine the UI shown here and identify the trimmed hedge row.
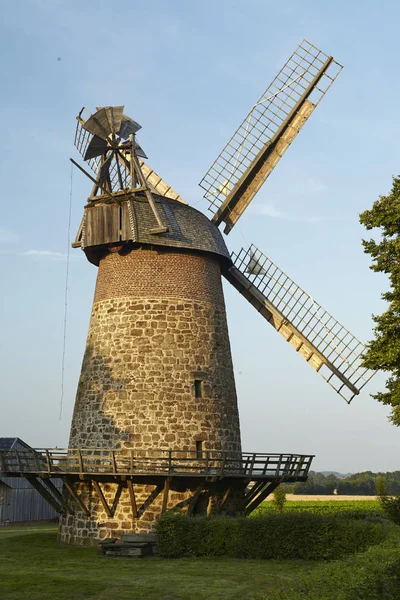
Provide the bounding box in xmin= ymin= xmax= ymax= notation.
xmin=157 ymin=512 xmax=386 ymax=560
xmin=271 ymin=527 xmax=400 ymax=600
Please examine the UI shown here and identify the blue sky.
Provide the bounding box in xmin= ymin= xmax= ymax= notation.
xmin=1 ymin=0 xmax=400 ymax=472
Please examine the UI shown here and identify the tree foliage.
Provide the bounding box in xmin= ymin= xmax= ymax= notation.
xmin=292 ymin=470 xmax=400 ymax=496
xmin=272 ymin=485 xmax=287 ymax=511
xmin=359 ymin=175 xmax=400 ymax=425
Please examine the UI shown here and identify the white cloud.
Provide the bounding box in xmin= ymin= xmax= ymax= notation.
xmin=0 ymin=228 xmax=20 ymax=243
xmin=253 ymin=204 xmax=322 ymax=224
xmin=21 ymin=250 xmax=70 ymax=260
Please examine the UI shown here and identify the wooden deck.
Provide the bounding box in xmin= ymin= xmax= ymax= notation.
xmin=0 ymin=449 xmax=313 ymax=518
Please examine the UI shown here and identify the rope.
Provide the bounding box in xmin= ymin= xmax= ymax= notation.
xmin=59 ymin=164 xmax=73 ymax=420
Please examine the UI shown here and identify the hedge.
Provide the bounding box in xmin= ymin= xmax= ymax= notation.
xmin=156 ymin=512 xmax=386 ymax=560
xmin=270 ymin=526 xmax=400 ymax=600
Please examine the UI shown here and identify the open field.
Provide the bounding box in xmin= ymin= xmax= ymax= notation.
xmin=265 ymin=494 xmax=378 ymax=501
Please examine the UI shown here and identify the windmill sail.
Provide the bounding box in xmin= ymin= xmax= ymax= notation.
xmin=199 ymin=40 xmax=342 ymax=233
xmin=225 ymin=245 xmax=375 ymax=403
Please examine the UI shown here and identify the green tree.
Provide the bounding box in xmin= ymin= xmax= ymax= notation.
xmin=272 ymin=485 xmax=287 ymax=511
xmin=375 ymin=475 xmax=387 ymax=498
xmin=359 ymin=175 xmax=400 ymax=425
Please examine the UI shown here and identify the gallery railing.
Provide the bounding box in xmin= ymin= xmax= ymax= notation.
xmin=0 ymin=449 xmax=313 ymax=480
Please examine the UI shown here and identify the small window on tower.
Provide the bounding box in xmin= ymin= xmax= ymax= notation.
xmin=194 ymin=379 xmax=203 ymax=398
xmin=196 ymin=440 xmax=203 ymax=459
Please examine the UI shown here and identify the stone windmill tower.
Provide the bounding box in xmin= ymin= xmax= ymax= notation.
xmin=54 ymin=40 xmax=374 ymax=545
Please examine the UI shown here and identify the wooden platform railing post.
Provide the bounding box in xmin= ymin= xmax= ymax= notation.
xmin=111 ymin=451 xmax=117 ymax=474
xmin=249 ymin=453 xmax=256 ymax=478
xmin=168 ymin=450 xmax=172 ymax=475
xmin=45 ymin=450 xmax=52 ymax=475
xmin=77 ymin=450 xmax=84 ymax=479
xmin=220 ymin=452 xmax=226 ymax=476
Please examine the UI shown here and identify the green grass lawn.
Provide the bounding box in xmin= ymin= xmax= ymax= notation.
xmin=0 ymin=527 xmax=317 ymax=600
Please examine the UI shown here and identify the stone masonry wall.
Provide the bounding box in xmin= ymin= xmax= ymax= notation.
xmin=59 ymin=247 xmax=242 ymax=544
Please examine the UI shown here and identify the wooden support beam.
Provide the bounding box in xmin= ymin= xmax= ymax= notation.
xmin=41 ymin=478 xmax=70 ymax=513
xmin=245 ymin=481 xmax=281 ymax=515
xmin=243 ymin=480 xmax=266 ymax=507
xmin=25 ymin=476 xmax=63 ymax=514
xmin=63 ymin=479 xmax=90 ymax=516
xmin=161 ymin=479 xmax=170 ymax=515
xmin=110 ymin=483 xmax=123 ymax=517
xmin=220 ymin=487 xmax=232 ymax=509
xmin=187 ymin=485 xmax=203 ymax=516
xmin=127 ymin=480 xmax=138 ymax=519
xmin=92 ymin=481 xmax=112 ymax=517
xmin=137 ymin=484 xmax=163 ymax=519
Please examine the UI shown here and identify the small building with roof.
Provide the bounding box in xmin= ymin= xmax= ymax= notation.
xmin=0 ymin=438 xmax=60 ymax=526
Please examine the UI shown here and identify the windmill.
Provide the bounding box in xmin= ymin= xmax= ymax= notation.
xmin=0 ymin=40 xmax=375 ymax=547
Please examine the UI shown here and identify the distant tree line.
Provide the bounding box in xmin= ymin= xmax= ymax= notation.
xmin=290 ymin=471 xmax=400 ymax=495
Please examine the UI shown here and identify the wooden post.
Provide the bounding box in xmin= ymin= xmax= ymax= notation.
xmin=161 ymin=479 xmax=170 ymax=514
xmin=168 ymin=450 xmax=172 ymax=475
xmin=249 ymin=453 xmax=256 ymax=477
xmin=205 ymin=451 xmax=209 ymax=477
xmin=220 ymin=452 xmax=226 ymax=477
xmin=127 ymin=480 xmax=138 ymax=519
xmin=130 ymin=450 xmax=134 ymax=473
xmin=111 ymin=451 xmax=117 ymax=474
xmin=77 ymin=450 xmax=84 ymax=480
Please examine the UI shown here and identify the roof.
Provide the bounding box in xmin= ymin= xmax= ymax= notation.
xmin=0 ymin=438 xmax=32 ymax=451
xmin=129 ymin=196 xmax=231 ymax=260
xmin=80 ymin=194 xmax=231 ymax=265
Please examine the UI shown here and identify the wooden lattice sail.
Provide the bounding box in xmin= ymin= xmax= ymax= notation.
xmin=199 ymin=40 xmax=342 ymax=233
xmin=225 ymin=245 xmax=375 ymax=402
